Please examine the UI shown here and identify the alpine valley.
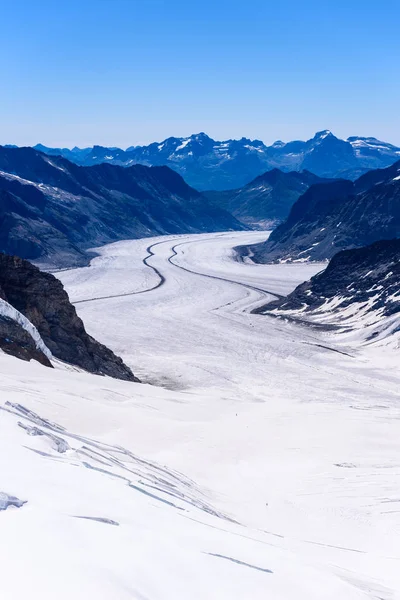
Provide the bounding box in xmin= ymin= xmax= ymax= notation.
xmin=0 ymin=146 xmax=244 ymax=267
xmin=3 ymin=1 xmax=400 ymax=597
xmin=1 ymin=129 xmax=400 ymax=600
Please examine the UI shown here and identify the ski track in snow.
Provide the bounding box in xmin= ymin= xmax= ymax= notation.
xmin=1 ymin=231 xmax=400 ymax=600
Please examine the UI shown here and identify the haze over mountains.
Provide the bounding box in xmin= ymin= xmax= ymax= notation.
xmin=8 ymin=130 xmax=400 ymax=191
xmin=204 ymin=169 xmax=332 ymax=227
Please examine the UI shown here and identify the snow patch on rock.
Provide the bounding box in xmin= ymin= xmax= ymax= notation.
xmin=0 ymin=299 xmax=52 ymax=360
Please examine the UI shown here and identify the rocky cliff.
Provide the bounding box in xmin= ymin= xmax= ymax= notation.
xmin=0 ymin=253 xmax=138 ymax=381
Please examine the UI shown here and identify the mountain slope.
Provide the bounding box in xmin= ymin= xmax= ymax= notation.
xmin=29 ymin=131 xmax=400 ymax=190
xmin=0 ymin=146 xmax=244 ymax=266
xmin=257 ymin=239 xmax=400 ymax=347
xmin=204 ymin=169 xmax=330 ymax=227
xmin=33 ymin=143 xmax=92 ymax=163
xmin=246 ymin=161 xmax=400 ymax=263
xmin=0 ymin=253 xmax=138 ymax=380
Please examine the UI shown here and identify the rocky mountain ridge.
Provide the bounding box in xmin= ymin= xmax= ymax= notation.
xmin=19 ymin=130 xmax=400 ymax=190
xmin=246 ymin=160 xmax=400 ymax=263
xmin=257 ymin=239 xmax=400 ymax=346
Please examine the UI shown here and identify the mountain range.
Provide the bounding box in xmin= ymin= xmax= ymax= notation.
xmin=7 ymin=130 xmax=400 ymax=191
xmin=245 ymin=160 xmax=400 ymax=263
xmin=0 ymin=146 xmax=244 ymax=267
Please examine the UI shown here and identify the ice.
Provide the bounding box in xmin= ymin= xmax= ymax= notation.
xmin=17 ymin=421 xmax=70 ymax=453
xmin=0 ymin=492 xmax=26 ymax=511
xmin=1 ymin=231 xmax=400 ymax=599
xmin=0 ymin=298 xmax=52 ymax=359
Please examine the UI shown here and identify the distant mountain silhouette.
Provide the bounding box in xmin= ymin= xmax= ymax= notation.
xmin=204 ymin=169 xmax=332 ymax=227
xmin=27 ymin=130 xmax=400 ymax=190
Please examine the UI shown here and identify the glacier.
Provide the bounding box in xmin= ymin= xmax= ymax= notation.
xmin=0 ymin=231 xmax=399 ymax=599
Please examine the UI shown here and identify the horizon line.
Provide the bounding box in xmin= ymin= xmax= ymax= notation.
xmin=2 ymin=129 xmax=398 ymax=151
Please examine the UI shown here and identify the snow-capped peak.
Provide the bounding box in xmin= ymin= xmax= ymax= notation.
xmin=313 ymin=130 xmax=333 ymax=141
xmin=192 ymin=132 xmax=211 ymax=140
xmin=271 ymin=140 xmax=286 ymax=148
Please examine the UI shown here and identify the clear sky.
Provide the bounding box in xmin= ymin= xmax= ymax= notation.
xmin=1 ymin=0 xmax=399 ymax=148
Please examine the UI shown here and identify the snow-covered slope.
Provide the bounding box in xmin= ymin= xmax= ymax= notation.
xmin=257 ymin=238 xmax=400 ymax=349
xmin=348 ymin=136 xmax=400 ymax=171
xmin=1 ymin=231 xmax=400 ymax=599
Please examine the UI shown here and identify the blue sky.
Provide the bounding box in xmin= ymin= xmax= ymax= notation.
xmin=1 ymin=0 xmax=399 ymax=147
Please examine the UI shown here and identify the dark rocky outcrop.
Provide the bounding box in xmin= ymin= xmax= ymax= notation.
xmin=246 ymin=160 xmax=400 ymax=263
xmin=258 ymin=239 xmax=400 ymax=340
xmin=0 ymin=253 xmax=138 ymax=381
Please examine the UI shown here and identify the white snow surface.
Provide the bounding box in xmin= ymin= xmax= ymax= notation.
xmin=0 ymin=298 xmax=52 ymax=359
xmin=174 ymin=138 xmax=191 ymax=152
xmin=1 ymin=231 xmax=400 ymax=600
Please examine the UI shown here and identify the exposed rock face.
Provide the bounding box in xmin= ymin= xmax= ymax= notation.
xmin=204 ymin=169 xmax=330 ymax=227
xmin=0 ymin=253 xmax=139 ymax=381
xmin=0 ymin=146 xmax=245 ymax=267
xmin=258 ymin=239 xmax=400 ymax=344
xmin=247 ymin=160 xmax=400 ymax=263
